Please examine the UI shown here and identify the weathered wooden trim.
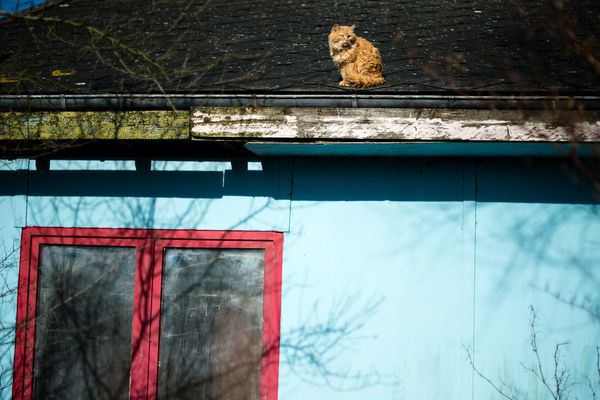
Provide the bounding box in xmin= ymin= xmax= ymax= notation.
xmin=2 ymin=107 xmax=600 ymax=159
xmin=0 ymin=111 xmax=190 ymax=140
xmin=191 ymin=107 xmax=600 ymax=142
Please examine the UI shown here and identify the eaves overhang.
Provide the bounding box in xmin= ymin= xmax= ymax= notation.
xmin=1 ymin=94 xmax=600 ymax=159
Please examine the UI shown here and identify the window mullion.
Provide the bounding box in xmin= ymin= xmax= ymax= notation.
xmin=130 ymin=239 xmax=154 ymax=400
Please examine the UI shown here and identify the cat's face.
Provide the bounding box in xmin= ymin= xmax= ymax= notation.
xmin=329 ymin=24 xmax=357 ymax=52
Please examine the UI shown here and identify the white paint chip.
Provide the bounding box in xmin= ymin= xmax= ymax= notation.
xmin=191 ymin=107 xmax=600 ymax=143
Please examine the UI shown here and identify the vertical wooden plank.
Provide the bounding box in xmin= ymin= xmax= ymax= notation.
xmin=130 ymin=238 xmax=153 ymax=400
xmin=261 ymin=234 xmax=283 ymax=400
xmin=461 ymin=160 xmax=478 ymax=400
xmin=12 ymin=228 xmax=32 ymax=400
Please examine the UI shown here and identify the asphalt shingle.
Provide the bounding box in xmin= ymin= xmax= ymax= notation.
xmin=1 ymin=0 xmax=599 ymax=94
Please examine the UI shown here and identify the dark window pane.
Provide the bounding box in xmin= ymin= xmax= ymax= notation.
xmin=34 ymin=245 xmax=136 ymax=400
xmin=158 ymin=248 xmax=265 ymax=400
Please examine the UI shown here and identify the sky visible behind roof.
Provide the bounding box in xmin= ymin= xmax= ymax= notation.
xmin=0 ymin=0 xmax=46 ymax=13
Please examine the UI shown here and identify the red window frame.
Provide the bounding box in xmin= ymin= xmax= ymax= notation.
xmin=13 ymin=227 xmax=283 ymax=400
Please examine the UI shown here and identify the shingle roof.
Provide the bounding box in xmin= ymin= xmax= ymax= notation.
xmin=1 ymin=0 xmax=600 ymax=95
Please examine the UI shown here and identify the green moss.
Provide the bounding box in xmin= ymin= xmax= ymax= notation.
xmin=0 ymin=111 xmax=190 ymax=140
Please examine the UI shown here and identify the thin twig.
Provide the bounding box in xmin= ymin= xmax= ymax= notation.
xmin=464 ymin=345 xmax=518 ymax=400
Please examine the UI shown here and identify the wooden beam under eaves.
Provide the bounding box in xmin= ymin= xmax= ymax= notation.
xmin=0 ymin=110 xmax=190 ymax=140
xmin=191 ymin=107 xmax=600 ymax=143
xmin=1 ymin=106 xmax=600 ymax=159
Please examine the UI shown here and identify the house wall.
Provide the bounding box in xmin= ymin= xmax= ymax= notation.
xmin=0 ymin=156 xmax=598 ymax=400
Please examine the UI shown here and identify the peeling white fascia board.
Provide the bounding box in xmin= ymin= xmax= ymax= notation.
xmin=191 ymin=107 xmax=600 ymax=142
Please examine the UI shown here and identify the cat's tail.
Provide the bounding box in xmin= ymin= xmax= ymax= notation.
xmin=343 ymin=73 xmax=385 ymax=88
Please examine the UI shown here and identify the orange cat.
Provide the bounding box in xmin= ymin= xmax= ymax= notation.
xmin=328 ymin=24 xmax=385 ymax=88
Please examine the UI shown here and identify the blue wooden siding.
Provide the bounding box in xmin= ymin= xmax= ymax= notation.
xmin=0 ymin=157 xmax=598 ymax=399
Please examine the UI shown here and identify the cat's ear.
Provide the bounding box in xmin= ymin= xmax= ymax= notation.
xmin=331 ymin=24 xmax=339 ymax=30
xmin=350 ymin=24 xmax=356 ymax=30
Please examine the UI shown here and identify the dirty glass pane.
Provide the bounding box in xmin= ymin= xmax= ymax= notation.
xmin=33 ymin=245 xmax=135 ymax=400
xmin=158 ymin=248 xmax=264 ymax=400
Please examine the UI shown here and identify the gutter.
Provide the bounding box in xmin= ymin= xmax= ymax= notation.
xmin=2 ymin=93 xmax=600 ymax=111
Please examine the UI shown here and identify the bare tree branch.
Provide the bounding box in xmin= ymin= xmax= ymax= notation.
xmin=464 ymin=345 xmax=518 ymax=400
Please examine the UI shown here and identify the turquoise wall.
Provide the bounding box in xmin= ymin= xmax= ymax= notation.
xmin=0 ymin=157 xmax=598 ymax=399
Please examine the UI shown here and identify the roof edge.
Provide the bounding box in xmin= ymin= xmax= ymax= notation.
xmin=2 ymin=93 xmax=600 ymax=111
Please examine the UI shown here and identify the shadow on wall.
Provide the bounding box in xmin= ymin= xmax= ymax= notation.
xmin=0 ymin=157 xmax=597 ymax=204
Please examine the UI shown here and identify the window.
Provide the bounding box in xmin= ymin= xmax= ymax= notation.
xmin=13 ymin=227 xmax=283 ymax=400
